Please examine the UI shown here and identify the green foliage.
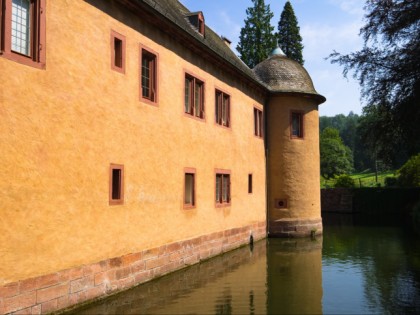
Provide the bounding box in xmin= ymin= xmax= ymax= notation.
xmin=277 ymin=1 xmax=304 ymax=65
xmin=334 ymin=174 xmax=355 ymax=188
xmin=236 ymin=0 xmax=277 ymax=68
xmin=329 ymin=0 xmax=420 ymax=166
xmin=384 ymin=176 xmax=398 ymax=187
xmin=320 ymin=127 xmax=353 ymax=179
xmin=397 ymin=154 xmax=420 ymax=187
xmin=320 ymin=112 xmax=375 ymax=172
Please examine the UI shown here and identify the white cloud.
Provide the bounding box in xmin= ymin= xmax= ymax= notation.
xmin=301 ymin=20 xmax=363 ymax=62
xmin=328 ymin=0 xmax=365 ymax=16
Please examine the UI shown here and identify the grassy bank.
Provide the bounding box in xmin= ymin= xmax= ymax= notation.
xmin=321 ymin=170 xmax=396 ymax=188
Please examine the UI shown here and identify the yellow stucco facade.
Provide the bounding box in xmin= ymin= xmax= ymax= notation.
xmin=0 ymin=0 xmax=266 ymax=285
xmin=0 ymin=0 xmax=324 ymax=313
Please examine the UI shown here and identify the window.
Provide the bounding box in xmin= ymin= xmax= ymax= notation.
xmin=184 ymin=168 xmax=196 ymax=208
xmin=185 ymin=74 xmax=204 ymax=119
xmin=248 ymin=174 xmax=253 ymax=194
xmin=109 ymin=164 xmax=124 ymax=205
xmin=111 ymin=31 xmax=125 ymax=73
xmin=186 ymin=12 xmax=205 ymax=36
xmin=215 ymin=170 xmax=231 ymax=206
xmin=141 ymin=47 xmax=157 ymax=103
xmin=0 ymin=0 xmax=46 ymax=68
xmin=254 ymin=107 xmax=263 ymax=138
xmin=215 ymin=90 xmax=230 ymax=127
xmin=291 ymin=111 xmax=304 ymax=139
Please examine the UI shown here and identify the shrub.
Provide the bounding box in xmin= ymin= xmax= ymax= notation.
xmin=384 ymin=176 xmax=398 ymax=187
xmin=398 ymin=153 xmax=420 ymax=187
xmin=334 ymin=174 xmax=355 ymax=188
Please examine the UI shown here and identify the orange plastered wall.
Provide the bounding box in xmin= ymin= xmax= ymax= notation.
xmin=0 ymin=0 xmax=266 ymax=284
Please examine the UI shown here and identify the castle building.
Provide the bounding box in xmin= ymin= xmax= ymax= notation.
xmin=0 ymin=0 xmax=325 ymax=313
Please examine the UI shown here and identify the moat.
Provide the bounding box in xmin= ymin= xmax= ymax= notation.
xmin=67 ymin=214 xmax=420 ymax=314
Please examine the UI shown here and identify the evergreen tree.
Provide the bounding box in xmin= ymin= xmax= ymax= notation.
xmin=277 ymin=1 xmax=304 ymax=65
xmin=237 ymin=0 xmax=277 ymax=69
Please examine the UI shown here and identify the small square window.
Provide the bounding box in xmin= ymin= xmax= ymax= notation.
xmin=109 ymin=164 xmax=124 ymax=205
xmin=184 ymin=168 xmax=196 ymax=209
xmin=291 ymin=111 xmax=304 ymax=139
xmin=111 ymin=31 xmax=126 ymax=73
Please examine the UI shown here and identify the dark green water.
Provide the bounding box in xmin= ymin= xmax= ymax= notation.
xmin=69 ymin=215 xmax=420 ymax=314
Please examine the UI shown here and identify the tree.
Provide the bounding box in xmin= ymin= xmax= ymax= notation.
xmin=237 ymin=0 xmax=277 ymax=69
xmin=329 ymin=0 xmax=420 ymax=164
xmin=277 ymin=1 xmax=304 ymax=65
xmin=320 ymin=127 xmax=353 ymax=179
xmin=398 ymin=153 xmax=420 ymax=187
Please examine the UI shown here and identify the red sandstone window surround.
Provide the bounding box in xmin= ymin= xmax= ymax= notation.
xmin=109 ymin=164 xmax=124 ymax=205
xmin=248 ymin=173 xmax=253 ymax=194
xmin=184 ymin=73 xmax=205 ymax=119
xmin=215 ymin=90 xmax=230 ymax=128
xmin=215 ymin=169 xmax=231 ymax=207
xmin=254 ymin=107 xmax=263 ymax=138
xmin=184 ymin=168 xmax=196 ymax=209
xmin=0 ymin=0 xmax=46 ymax=69
xmin=111 ymin=30 xmax=126 ymax=74
xmin=290 ymin=111 xmax=304 ymax=139
xmin=140 ymin=46 xmax=158 ymax=105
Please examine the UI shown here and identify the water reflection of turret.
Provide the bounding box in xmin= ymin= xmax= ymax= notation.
xmin=267 ymin=237 xmax=323 ymax=314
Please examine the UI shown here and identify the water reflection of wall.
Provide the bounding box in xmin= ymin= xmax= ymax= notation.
xmin=70 ymin=241 xmax=267 ymax=314
xmin=267 ymin=238 xmax=323 ymax=314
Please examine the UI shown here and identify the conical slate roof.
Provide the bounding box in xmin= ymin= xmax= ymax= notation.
xmin=253 ymin=48 xmax=326 ymax=104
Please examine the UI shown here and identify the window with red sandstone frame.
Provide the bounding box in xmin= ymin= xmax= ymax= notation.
xmin=291 ymin=111 xmax=304 ymax=138
xmin=215 ymin=171 xmax=230 ymax=206
xmin=254 ymin=107 xmax=263 ymax=138
xmin=141 ymin=48 xmax=157 ymax=103
xmin=109 ymin=164 xmax=124 ymax=205
xmin=184 ymin=168 xmax=196 ymax=208
xmin=215 ymin=90 xmax=230 ymax=127
xmin=0 ymin=0 xmax=46 ymax=68
xmin=185 ymin=74 xmax=204 ymax=119
xmin=111 ymin=30 xmax=125 ymax=73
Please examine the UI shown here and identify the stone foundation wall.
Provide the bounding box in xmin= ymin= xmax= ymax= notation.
xmin=321 ymin=188 xmax=353 ymax=213
xmin=268 ymin=218 xmax=322 ymax=238
xmin=0 ymin=222 xmax=266 ymax=315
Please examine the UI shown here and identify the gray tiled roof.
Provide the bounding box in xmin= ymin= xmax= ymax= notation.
xmin=137 ymin=0 xmax=256 ymax=79
xmin=253 ymin=52 xmax=326 ymax=103
xmin=127 ymin=0 xmax=325 ymax=102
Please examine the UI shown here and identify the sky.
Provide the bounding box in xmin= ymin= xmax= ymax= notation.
xmin=180 ymin=0 xmax=366 ymax=117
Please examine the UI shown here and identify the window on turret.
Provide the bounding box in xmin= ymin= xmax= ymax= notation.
xmin=291 ymin=111 xmax=304 ymax=139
